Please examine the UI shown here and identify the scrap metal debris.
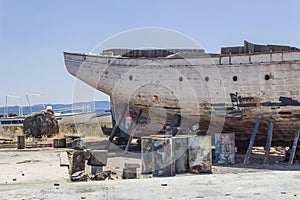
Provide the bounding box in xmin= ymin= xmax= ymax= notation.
xmin=71 ymin=171 xmax=88 ymax=182
xmin=91 ymin=170 xmax=113 ymax=181
xmin=23 ymin=108 xmax=59 ymax=138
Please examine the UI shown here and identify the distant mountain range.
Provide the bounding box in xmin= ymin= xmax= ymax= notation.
xmin=0 ymin=101 xmax=111 ymax=115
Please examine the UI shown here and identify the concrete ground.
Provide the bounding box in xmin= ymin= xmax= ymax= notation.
xmin=0 ymin=146 xmax=299 ymax=200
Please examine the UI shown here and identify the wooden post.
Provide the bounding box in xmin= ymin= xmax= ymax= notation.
xmin=263 ymin=120 xmax=274 ymax=164
xmin=288 ymin=127 xmax=300 ymax=166
xmin=104 ymin=104 xmax=128 ymax=149
xmin=243 ymin=115 xmax=261 ymax=165
xmin=124 ymin=109 xmax=143 ymax=153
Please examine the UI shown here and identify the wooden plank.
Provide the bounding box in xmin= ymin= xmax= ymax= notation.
xmin=243 ymin=115 xmax=261 ymax=165
xmin=263 ymin=120 xmax=274 ymax=164
xmin=64 ymin=135 xmax=81 ymax=140
xmin=288 ymin=127 xmax=300 ymax=166
xmin=0 ymin=138 xmax=14 ymax=141
xmin=59 ymin=152 xmax=70 ymax=167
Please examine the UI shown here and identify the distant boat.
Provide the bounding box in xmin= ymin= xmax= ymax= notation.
xmin=0 ymin=115 xmax=26 ymax=127
xmin=54 ymin=106 xmax=96 ymax=124
xmin=0 ymin=106 xmax=96 ymax=127
xmin=0 ymin=95 xmax=26 ymax=127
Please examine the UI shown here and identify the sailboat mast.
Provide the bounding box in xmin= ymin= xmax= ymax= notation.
xmin=26 ymin=93 xmax=32 ymax=114
xmin=5 ymin=96 xmax=8 ymax=117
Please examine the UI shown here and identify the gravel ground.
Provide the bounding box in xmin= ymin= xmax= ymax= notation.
xmin=0 ymin=143 xmax=299 ymax=200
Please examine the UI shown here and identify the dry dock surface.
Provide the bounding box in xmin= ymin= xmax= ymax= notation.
xmin=0 ymin=145 xmax=299 ymax=200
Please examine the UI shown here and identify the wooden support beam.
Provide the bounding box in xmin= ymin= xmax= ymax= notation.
xmin=243 ymin=115 xmax=261 ymax=165
xmin=104 ymin=104 xmax=128 ymax=149
xmin=263 ymin=120 xmax=274 ymax=164
xmin=288 ymin=127 xmax=300 ymax=166
xmin=125 ymin=109 xmax=143 ymax=153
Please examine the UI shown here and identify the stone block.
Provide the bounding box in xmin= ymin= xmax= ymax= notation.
xmin=122 ymin=167 xmax=137 ymax=179
xmin=87 ymin=150 xmax=108 ymax=166
xmin=124 ymin=163 xmax=140 ymax=169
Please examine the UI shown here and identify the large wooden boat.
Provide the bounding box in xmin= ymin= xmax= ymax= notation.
xmin=64 ymin=41 xmax=300 ymax=148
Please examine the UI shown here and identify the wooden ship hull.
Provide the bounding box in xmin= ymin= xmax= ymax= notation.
xmin=64 ymin=41 xmax=300 ymax=149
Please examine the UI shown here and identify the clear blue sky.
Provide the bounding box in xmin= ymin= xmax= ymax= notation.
xmin=1 ymin=0 xmax=300 ymax=106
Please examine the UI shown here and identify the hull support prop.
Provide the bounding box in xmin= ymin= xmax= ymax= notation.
xmin=105 ymin=104 xmax=128 ymax=149
xmin=243 ymin=115 xmax=261 ymax=165
xmin=288 ymin=127 xmax=300 ymax=166
xmin=125 ymin=109 xmax=143 ymax=153
xmin=263 ymin=120 xmax=274 ymax=164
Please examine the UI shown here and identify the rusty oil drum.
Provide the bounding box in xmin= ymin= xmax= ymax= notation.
xmin=17 ymin=135 xmax=25 ymax=149
xmin=188 ymin=135 xmax=212 ymax=173
xmin=53 ymin=138 xmax=66 ymax=148
xmin=151 ymin=137 xmax=175 ymax=177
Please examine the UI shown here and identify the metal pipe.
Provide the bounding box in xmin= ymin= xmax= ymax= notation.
xmin=18 ymin=97 xmax=23 ymax=116
xmin=5 ymin=96 xmax=8 ymax=117
xmin=26 ymin=93 xmax=46 ymax=114
xmin=26 ymin=93 xmax=32 ymax=115
xmin=5 ymin=95 xmax=22 ymax=117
